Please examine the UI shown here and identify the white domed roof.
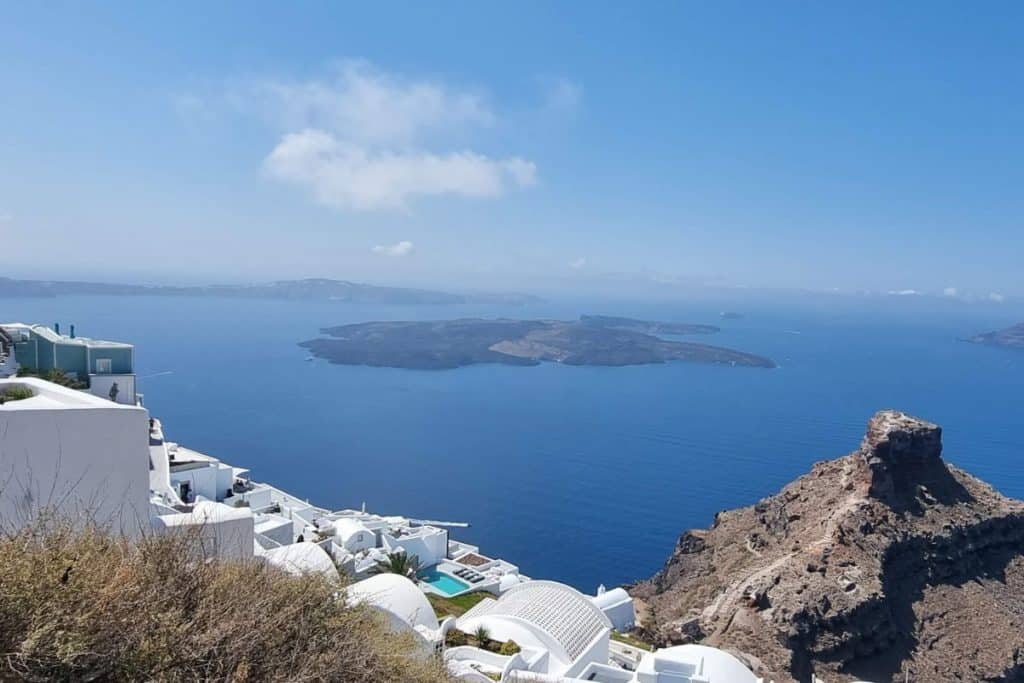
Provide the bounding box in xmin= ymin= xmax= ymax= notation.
xmin=591 ymin=586 xmax=631 ymax=609
xmin=498 ymin=573 xmax=522 ymax=592
xmin=348 ymin=573 xmax=439 ymax=632
xmin=262 ymin=542 xmax=339 ymax=580
xmin=637 ymin=644 xmax=758 ymax=683
xmin=334 ymin=517 xmax=371 ymax=542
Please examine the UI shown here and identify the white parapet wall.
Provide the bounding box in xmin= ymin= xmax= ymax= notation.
xmin=88 ymin=373 xmax=136 ymax=405
xmin=0 ymin=377 xmax=151 ymax=533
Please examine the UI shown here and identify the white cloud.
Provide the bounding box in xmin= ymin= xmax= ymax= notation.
xmin=251 ymin=60 xmax=495 ymax=146
xmin=887 ymin=289 xmax=921 ymax=296
xmin=264 ymin=129 xmax=535 ymax=211
xmin=943 ymin=287 xmax=958 ymax=297
xmin=372 ymin=240 xmax=415 ymax=257
xmin=232 ymin=60 xmax=540 ymax=211
xmin=568 ymin=257 xmax=587 ymax=270
xmin=989 ymin=292 xmax=1005 ymax=303
xmin=0 ymin=213 xmax=11 ymax=223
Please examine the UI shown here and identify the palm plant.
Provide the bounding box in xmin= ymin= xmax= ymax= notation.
xmin=473 ymin=625 xmax=491 ymax=646
xmin=369 ymin=550 xmax=420 ymax=579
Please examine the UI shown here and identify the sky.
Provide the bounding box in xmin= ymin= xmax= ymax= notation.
xmin=1 ymin=2 xmax=1023 ymax=300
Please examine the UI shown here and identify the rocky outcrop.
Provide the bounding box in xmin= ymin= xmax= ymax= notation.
xmin=632 ymin=411 xmax=1024 ymax=683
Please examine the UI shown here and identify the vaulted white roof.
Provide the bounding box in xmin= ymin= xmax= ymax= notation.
xmin=591 ymin=586 xmax=631 ymax=610
xmin=348 ymin=573 xmax=439 ymax=632
xmin=334 ymin=517 xmax=372 ymax=542
xmin=459 ymin=580 xmax=611 ymax=661
xmin=262 ymin=542 xmax=339 ymax=580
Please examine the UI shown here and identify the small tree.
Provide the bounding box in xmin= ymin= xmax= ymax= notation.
xmin=369 ymin=550 xmax=421 ymax=579
xmin=473 ymin=625 xmax=491 ymax=647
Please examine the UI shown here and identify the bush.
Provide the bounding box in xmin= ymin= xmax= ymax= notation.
xmin=0 ymin=385 xmax=34 ymax=402
xmin=445 ymin=629 xmax=469 ymax=647
xmin=16 ymin=367 xmax=88 ymax=390
xmin=0 ymin=515 xmax=453 ymax=682
xmin=498 ymin=639 xmax=521 ymax=656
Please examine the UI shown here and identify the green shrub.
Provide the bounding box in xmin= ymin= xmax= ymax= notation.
xmin=16 ymin=367 xmax=88 ymax=389
xmin=498 ymin=639 xmax=521 ymax=656
xmin=0 ymin=385 xmax=34 ymax=401
xmin=445 ymin=628 xmax=469 ymax=647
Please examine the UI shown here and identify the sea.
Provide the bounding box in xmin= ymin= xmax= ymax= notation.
xmin=3 ymin=293 xmax=1022 ymax=592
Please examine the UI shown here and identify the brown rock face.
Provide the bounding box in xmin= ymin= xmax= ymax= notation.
xmin=632 ymin=411 xmax=1024 ymax=683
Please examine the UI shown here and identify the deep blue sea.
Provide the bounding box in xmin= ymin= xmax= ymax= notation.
xmin=3 ymin=294 xmax=1022 ymax=592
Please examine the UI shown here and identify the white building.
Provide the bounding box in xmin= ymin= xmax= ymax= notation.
xmin=455 ymin=581 xmax=613 ymax=680
xmin=334 ymin=517 xmax=376 ymax=553
xmin=632 ymin=645 xmax=760 ymax=683
xmin=592 ymin=586 xmax=636 ymax=631
xmin=382 ymin=523 xmax=448 ymax=567
xmin=0 ymin=377 xmax=150 ymax=533
xmin=0 ymin=323 xmax=138 ymax=405
xmin=151 ymin=499 xmax=254 ymax=560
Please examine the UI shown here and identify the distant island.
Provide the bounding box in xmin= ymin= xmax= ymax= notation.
xmin=0 ymin=277 xmax=540 ymax=306
xmin=719 ymin=311 xmax=744 ymax=320
xmin=965 ymin=321 xmax=1024 ymax=349
xmin=299 ymin=315 xmax=775 ymax=369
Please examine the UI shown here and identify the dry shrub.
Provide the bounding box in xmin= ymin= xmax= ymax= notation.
xmin=0 ymin=514 xmax=452 ymax=682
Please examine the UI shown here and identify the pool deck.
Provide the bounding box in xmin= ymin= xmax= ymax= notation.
xmin=419 ymin=561 xmax=488 ymax=597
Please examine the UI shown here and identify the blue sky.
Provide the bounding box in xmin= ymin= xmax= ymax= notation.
xmin=2 ymin=2 xmax=1022 ymax=299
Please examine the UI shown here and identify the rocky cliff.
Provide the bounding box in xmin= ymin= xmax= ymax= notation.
xmin=632 ymin=411 xmax=1024 ymax=683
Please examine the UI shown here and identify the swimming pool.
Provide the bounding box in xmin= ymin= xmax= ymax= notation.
xmin=419 ymin=567 xmax=470 ymax=596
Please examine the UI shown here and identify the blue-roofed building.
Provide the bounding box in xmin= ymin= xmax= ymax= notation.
xmin=0 ymin=322 xmax=137 ymax=405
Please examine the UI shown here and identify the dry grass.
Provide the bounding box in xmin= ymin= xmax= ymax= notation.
xmin=0 ymin=515 xmax=453 ymax=682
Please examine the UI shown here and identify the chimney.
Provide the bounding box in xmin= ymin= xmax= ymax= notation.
xmin=70 ymin=324 xmax=75 ymax=339
xmin=54 ymin=322 xmax=60 ymax=335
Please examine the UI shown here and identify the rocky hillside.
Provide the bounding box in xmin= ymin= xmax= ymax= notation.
xmin=632 ymin=411 xmax=1024 ymax=683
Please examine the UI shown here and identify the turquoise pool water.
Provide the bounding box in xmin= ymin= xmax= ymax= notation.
xmin=419 ymin=567 xmax=470 ymax=596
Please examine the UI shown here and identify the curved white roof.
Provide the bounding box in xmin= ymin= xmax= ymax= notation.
xmin=348 ymin=573 xmax=439 ymax=632
xmin=334 ymin=517 xmax=372 ymax=542
xmin=262 ymin=542 xmax=339 ymax=580
xmin=459 ymin=580 xmax=611 ymax=661
xmin=591 ymin=586 xmax=631 ymax=610
xmin=637 ymin=644 xmax=758 ymax=683
xmin=498 ymin=572 xmax=523 ymax=593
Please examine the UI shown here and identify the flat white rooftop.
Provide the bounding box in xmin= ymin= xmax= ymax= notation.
xmin=0 ymin=377 xmax=140 ymax=411
xmin=1 ymin=323 xmax=132 ymax=349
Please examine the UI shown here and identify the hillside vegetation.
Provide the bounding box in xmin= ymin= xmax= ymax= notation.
xmin=0 ymin=516 xmax=452 ymax=682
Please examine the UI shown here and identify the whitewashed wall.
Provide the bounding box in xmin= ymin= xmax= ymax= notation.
xmin=0 ymin=378 xmax=150 ymax=534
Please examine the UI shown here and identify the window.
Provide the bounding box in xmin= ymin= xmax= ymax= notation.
xmin=95 ymin=358 xmax=112 ymax=374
